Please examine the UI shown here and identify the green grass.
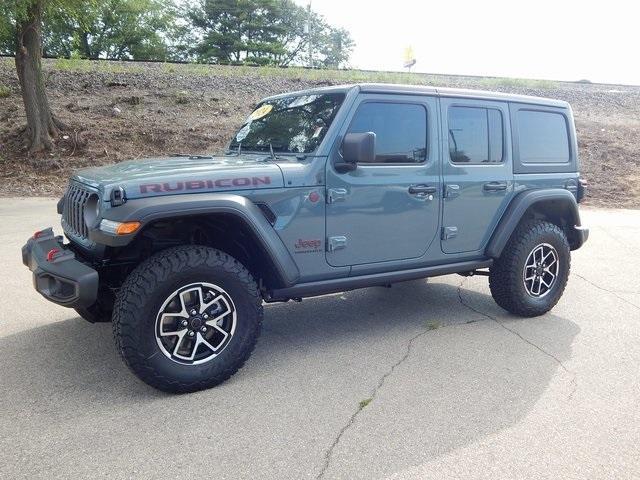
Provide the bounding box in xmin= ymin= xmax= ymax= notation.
xmin=358 ymin=398 xmax=372 ymax=410
xmin=0 ymin=85 xmax=10 ymax=98
xmin=162 ymin=62 xmax=449 ymax=86
xmin=425 ymin=320 xmax=441 ymax=331
xmin=13 ymin=57 xmax=561 ymax=90
xmin=53 ymin=57 xmax=144 ymax=74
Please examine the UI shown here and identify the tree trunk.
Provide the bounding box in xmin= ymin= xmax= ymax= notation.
xmin=15 ymin=0 xmax=63 ymax=153
xmin=80 ymin=32 xmax=92 ymax=59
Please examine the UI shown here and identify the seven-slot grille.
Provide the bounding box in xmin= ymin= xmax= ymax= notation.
xmin=62 ymin=182 xmax=92 ymax=240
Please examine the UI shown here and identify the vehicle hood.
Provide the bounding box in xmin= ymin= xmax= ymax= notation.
xmin=73 ymin=155 xmax=285 ymax=200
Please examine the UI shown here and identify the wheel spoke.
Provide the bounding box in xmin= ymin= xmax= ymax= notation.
xmin=179 ymin=289 xmax=196 ymax=315
xmin=196 ymin=332 xmax=225 ymax=354
xmin=172 ymin=330 xmax=189 ymax=356
xmin=200 ymin=294 xmax=224 ymax=314
xmin=159 ymin=317 xmax=187 ymax=337
xmin=536 ymin=246 xmax=544 ymax=263
xmin=534 ymin=276 xmax=543 ymax=295
xmin=205 ymin=306 xmax=231 ymax=327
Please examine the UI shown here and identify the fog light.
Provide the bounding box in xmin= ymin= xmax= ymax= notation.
xmin=100 ymin=219 xmax=140 ymax=235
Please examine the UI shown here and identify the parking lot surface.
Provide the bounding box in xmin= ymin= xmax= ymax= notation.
xmin=1 ymin=198 xmax=639 ymax=479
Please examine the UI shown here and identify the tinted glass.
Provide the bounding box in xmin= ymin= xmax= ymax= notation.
xmin=229 ymin=93 xmax=344 ymax=154
xmin=347 ymin=102 xmax=427 ymax=163
xmin=449 ymin=106 xmax=503 ymax=164
xmin=517 ymin=110 xmax=570 ymax=163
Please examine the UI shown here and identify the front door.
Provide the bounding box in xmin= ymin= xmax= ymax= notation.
xmin=440 ymin=98 xmax=514 ymax=254
xmin=325 ymin=94 xmax=440 ymax=267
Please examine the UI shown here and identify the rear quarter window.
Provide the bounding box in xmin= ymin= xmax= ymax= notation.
xmin=517 ymin=110 xmax=570 ymax=164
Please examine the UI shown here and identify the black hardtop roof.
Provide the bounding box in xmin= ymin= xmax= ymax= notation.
xmin=262 ymin=82 xmax=570 ymax=109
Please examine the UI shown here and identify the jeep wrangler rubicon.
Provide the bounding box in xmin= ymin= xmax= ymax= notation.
xmin=22 ymin=84 xmax=588 ymax=392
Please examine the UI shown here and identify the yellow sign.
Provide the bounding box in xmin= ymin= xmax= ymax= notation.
xmin=249 ymin=104 xmax=273 ymax=121
xmin=403 ymin=46 xmax=416 ymax=69
xmin=403 ymin=46 xmax=414 ymax=63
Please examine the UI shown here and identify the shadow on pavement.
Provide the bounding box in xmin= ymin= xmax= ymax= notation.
xmin=0 ymin=279 xmax=579 ymax=478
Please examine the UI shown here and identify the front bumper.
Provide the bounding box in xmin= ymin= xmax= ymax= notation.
xmin=22 ymin=228 xmax=98 ymax=308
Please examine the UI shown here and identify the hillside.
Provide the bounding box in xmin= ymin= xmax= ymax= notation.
xmin=1 ymin=58 xmax=639 ymax=207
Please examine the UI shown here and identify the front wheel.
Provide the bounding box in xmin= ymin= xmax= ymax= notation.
xmin=489 ymin=220 xmax=570 ymax=317
xmin=112 ymin=246 xmax=263 ymax=393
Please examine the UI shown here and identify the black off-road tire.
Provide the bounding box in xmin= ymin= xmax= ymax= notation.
xmin=489 ymin=220 xmax=570 ymax=317
xmin=112 ymin=246 xmax=263 ymax=393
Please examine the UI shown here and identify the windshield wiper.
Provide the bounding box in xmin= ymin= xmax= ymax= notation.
xmin=268 ymin=142 xmax=280 ymax=160
xmin=172 ymin=153 xmax=214 ymax=159
xmin=225 ymin=143 xmax=242 ymax=156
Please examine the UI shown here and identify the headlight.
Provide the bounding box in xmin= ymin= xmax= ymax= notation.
xmin=83 ymin=193 xmax=101 ymax=227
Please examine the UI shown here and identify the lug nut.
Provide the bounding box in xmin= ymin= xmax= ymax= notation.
xmin=201 ymin=326 xmax=207 ymax=333
xmin=181 ymin=320 xmax=188 ymax=327
xmin=190 ymin=309 xmax=197 ymax=316
xmin=188 ymin=331 xmax=195 ymax=337
xmin=203 ymin=313 xmax=209 ymax=320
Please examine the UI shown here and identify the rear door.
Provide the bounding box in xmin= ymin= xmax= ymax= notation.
xmin=440 ymin=98 xmax=514 ymax=254
xmin=325 ymin=94 xmax=440 ymax=267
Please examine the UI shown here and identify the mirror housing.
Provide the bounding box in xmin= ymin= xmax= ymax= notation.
xmin=336 ymin=132 xmax=376 ymax=172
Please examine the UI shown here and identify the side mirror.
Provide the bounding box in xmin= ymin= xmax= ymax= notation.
xmin=336 ymin=132 xmax=376 ymax=172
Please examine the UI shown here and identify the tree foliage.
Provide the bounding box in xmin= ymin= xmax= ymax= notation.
xmin=42 ymin=0 xmax=178 ymax=60
xmin=1 ymin=0 xmax=354 ymax=67
xmin=189 ymin=0 xmax=354 ymax=67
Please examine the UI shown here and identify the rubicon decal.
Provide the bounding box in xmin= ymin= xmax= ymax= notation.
xmin=139 ymin=176 xmax=271 ymax=194
xmin=294 ymin=238 xmax=322 ymax=254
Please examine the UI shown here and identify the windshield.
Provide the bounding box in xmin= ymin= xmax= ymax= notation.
xmin=229 ymin=92 xmax=345 ymax=154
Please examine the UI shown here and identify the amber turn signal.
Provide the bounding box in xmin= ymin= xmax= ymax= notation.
xmin=99 ymin=219 xmax=141 ymax=235
xmin=115 ymin=222 xmax=141 ymax=235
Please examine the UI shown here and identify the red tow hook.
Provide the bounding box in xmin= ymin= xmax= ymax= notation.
xmin=33 ymin=230 xmax=45 ymax=240
xmin=46 ymin=248 xmax=61 ymax=262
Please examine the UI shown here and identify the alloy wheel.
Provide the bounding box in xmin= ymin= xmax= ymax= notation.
xmin=522 ymin=243 xmax=559 ymax=298
xmin=155 ymin=282 xmax=237 ymax=365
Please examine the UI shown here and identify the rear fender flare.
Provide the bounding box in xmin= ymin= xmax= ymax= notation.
xmin=486 ymin=189 xmax=582 ymax=258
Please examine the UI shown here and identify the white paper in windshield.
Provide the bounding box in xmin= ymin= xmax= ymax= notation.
xmin=235 ymin=123 xmax=251 ymax=142
xmin=287 ymin=95 xmax=319 ymax=109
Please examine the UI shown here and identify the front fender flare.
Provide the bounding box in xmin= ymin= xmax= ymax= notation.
xmin=485 ymin=189 xmax=585 ymax=258
xmin=90 ymin=193 xmax=300 ymax=288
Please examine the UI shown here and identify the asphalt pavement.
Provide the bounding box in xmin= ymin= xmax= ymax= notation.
xmin=1 ymin=198 xmax=639 ymax=479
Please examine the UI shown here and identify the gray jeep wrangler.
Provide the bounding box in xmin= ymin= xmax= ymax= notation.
xmin=22 ymin=83 xmax=588 ymax=392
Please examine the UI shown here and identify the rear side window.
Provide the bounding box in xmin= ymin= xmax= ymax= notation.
xmin=347 ymin=102 xmax=427 ymax=164
xmin=517 ymin=110 xmax=569 ymax=164
xmin=448 ymin=106 xmax=503 ymax=164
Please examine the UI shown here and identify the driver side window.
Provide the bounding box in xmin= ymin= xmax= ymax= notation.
xmin=347 ymin=102 xmax=427 ymax=164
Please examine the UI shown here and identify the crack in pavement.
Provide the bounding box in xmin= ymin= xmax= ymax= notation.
xmin=456 ymin=278 xmax=577 ymax=400
xmin=315 ymin=326 xmax=433 ymax=479
xmin=316 ymin=275 xmax=586 ymax=478
xmin=574 ymin=273 xmax=640 ymax=310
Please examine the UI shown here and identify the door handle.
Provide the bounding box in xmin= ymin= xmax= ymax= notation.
xmin=483 ymin=181 xmax=508 ymax=192
xmin=408 ymin=185 xmax=437 ymax=195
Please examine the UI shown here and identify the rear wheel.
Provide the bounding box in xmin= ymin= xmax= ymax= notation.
xmin=112 ymin=246 xmax=262 ymax=393
xmin=489 ymin=220 xmax=570 ymax=317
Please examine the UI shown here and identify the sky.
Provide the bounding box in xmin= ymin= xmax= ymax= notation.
xmin=296 ymin=0 xmax=639 ymax=85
